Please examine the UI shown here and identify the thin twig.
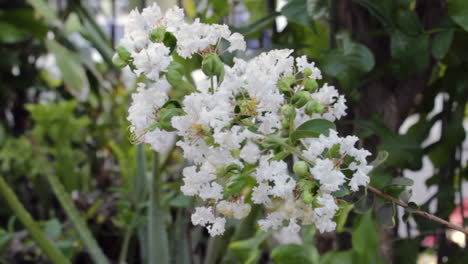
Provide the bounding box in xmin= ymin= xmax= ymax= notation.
xmin=367 ymin=185 xmax=468 ymax=235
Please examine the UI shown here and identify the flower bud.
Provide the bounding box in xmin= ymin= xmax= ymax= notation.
xmin=304 ymin=79 xmax=318 ymax=92
xmin=150 ymin=27 xmax=166 ymax=43
xmin=291 ymin=91 xmax=310 ymax=108
xmin=112 ymin=53 xmax=128 ymax=68
xmin=293 ymin=161 xmax=309 ymax=177
xmin=277 ymin=75 xmax=296 ymax=92
xmin=304 ymin=100 xmax=324 ymax=115
xmin=202 ymin=53 xmax=224 ymax=77
xmin=116 ymin=45 xmax=131 ymax=62
xmin=281 ymin=104 xmax=296 ymax=119
xmin=166 ymin=61 xmax=185 ymax=86
xmin=303 ymin=67 xmax=313 ymax=77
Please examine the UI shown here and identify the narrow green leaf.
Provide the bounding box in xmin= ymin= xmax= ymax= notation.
xmin=291 ymin=119 xmax=336 ymax=142
xmin=448 ymin=0 xmax=468 ymax=31
xmin=45 ymin=39 xmax=90 ymax=101
xmin=26 ymin=0 xmax=58 ymax=25
xmin=148 ymin=152 xmax=169 ymax=264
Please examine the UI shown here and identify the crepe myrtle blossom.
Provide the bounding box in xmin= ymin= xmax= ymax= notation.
xmin=117 ymin=3 xmax=373 ymax=236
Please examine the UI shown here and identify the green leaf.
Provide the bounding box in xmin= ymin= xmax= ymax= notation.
xmin=389 ymin=177 xmax=414 ymax=186
xmin=281 ymin=0 xmax=314 ymax=29
xmin=432 ymin=29 xmax=454 ymax=60
xmin=390 ymin=30 xmax=429 ymax=78
xmin=335 ymin=201 xmax=354 ymax=232
xmin=369 ymin=151 xmax=389 ymax=169
xmin=229 ymin=231 xmax=269 ymax=263
xmin=291 ymin=119 xmax=336 ymax=142
xmin=396 ymin=10 xmax=423 ymax=35
xmin=43 ymin=219 xmax=62 ymax=239
xmin=0 ymin=23 xmax=28 ymax=43
xmin=271 ymin=244 xmax=313 ymax=264
xmin=352 ymin=213 xmax=378 ymax=258
xmin=320 ymin=250 xmax=353 ymax=264
xmin=26 ymin=0 xmax=58 ymax=25
xmin=376 ymin=203 xmax=395 ymax=228
xmin=352 ymin=0 xmax=394 ymax=28
xmin=354 ymin=191 xmax=375 ymax=213
xmin=448 ymin=0 xmax=468 ymax=31
xmin=399 ymin=189 xmax=412 ymax=203
xmin=320 ymin=32 xmax=375 ymax=88
xmin=45 ymin=39 xmax=90 ymax=101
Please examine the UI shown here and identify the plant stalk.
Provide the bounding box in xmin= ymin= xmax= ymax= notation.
xmin=0 ymin=176 xmax=71 ymax=264
xmin=46 ymin=172 xmax=109 ymax=264
xmin=367 ymin=185 xmax=468 ymax=235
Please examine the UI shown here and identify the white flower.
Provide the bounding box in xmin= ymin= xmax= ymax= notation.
xmin=240 ymin=141 xmax=261 ymax=164
xmin=133 ymin=42 xmax=172 ymax=80
xmin=127 ymin=83 xmax=168 ymax=135
xmin=310 ymin=159 xmax=345 ymax=193
xmin=227 ymin=32 xmax=246 ymax=52
xmin=313 ymin=193 xmax=338 ymax=233
xmin=253 ymin=156 xmax=296 ymax=200
xmin=258 ymin=211 xmax=286 ymax=231
xmin=175 ymin=19 xmax=232 ymax=58
xmin=144 ymin=128 xmax=176 ymax=153
xmin=191 ymin=206 xmax=226 ymax=236
xmin=180 ymin=165 xmax=222 ymax=200
xmin=216 ymin=200 xmax=251 ymax=219
xmin=295 ymin=56 xmax=322 ymax=79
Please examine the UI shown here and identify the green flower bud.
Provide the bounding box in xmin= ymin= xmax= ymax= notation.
xmin=150 ymin=27 xmax=166 ymax=43
xmin=112 ymin=53 xmax=128 ymax=68
xmin=277 ymin=75 xmax=296 ymax=92
xmin=304 ymin=79 xmax=318 ymax=92
xmin=293 ymin=161 xmax=309 ymax=177
xmin=291 ymin=91 xmax=311 ymax=108
xmin=116 ymin=45 xmax=131 ymax=61
xmin=202 ymin=53 xmax=224 ymax=77
xmin=304 ymin=100 xmax=324 ymax=115
xmin=231 ymin=149 xmax=240 ymax=158
xmin=301 ymin=190 xmax=314 ymax=204
xmin=166 ymin=61 xmax=185 ymax=87
xmin=303 ymin=67 xmax=313 ymax=77
xmin=281 ymin=104 xmax=296 ymax=119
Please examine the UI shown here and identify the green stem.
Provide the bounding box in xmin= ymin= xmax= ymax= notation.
xmin=148 ymin=152 xmax=169 ymax=264
xmin=46 ymin=173 xmax=109 ymax=264
xmin=210 ymin=76 xmax=214 ymax=94
xmin=118 ymin=213 xmax=139 ymax=264
xmin=0 ymin=177 xmax=70 ymax=264
xmin=266 ymin=135 xmax=315 ymax=165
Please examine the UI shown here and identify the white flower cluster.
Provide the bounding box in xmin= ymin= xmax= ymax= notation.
xmin=119 ymin=3 xmax=373 ymax=236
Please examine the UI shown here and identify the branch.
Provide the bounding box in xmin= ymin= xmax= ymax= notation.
xmin=367 ymin=185 xmax=468 ymax=235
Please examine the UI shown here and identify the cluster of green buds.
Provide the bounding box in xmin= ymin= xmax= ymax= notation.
xmin=277 ymin=70 xmax=325 ymax=118
xmin=149 ymin=26 xmax=177 ymax=52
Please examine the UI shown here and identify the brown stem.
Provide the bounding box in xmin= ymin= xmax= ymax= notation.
xmin=367 ymin=185 xmax=468 ymax=235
